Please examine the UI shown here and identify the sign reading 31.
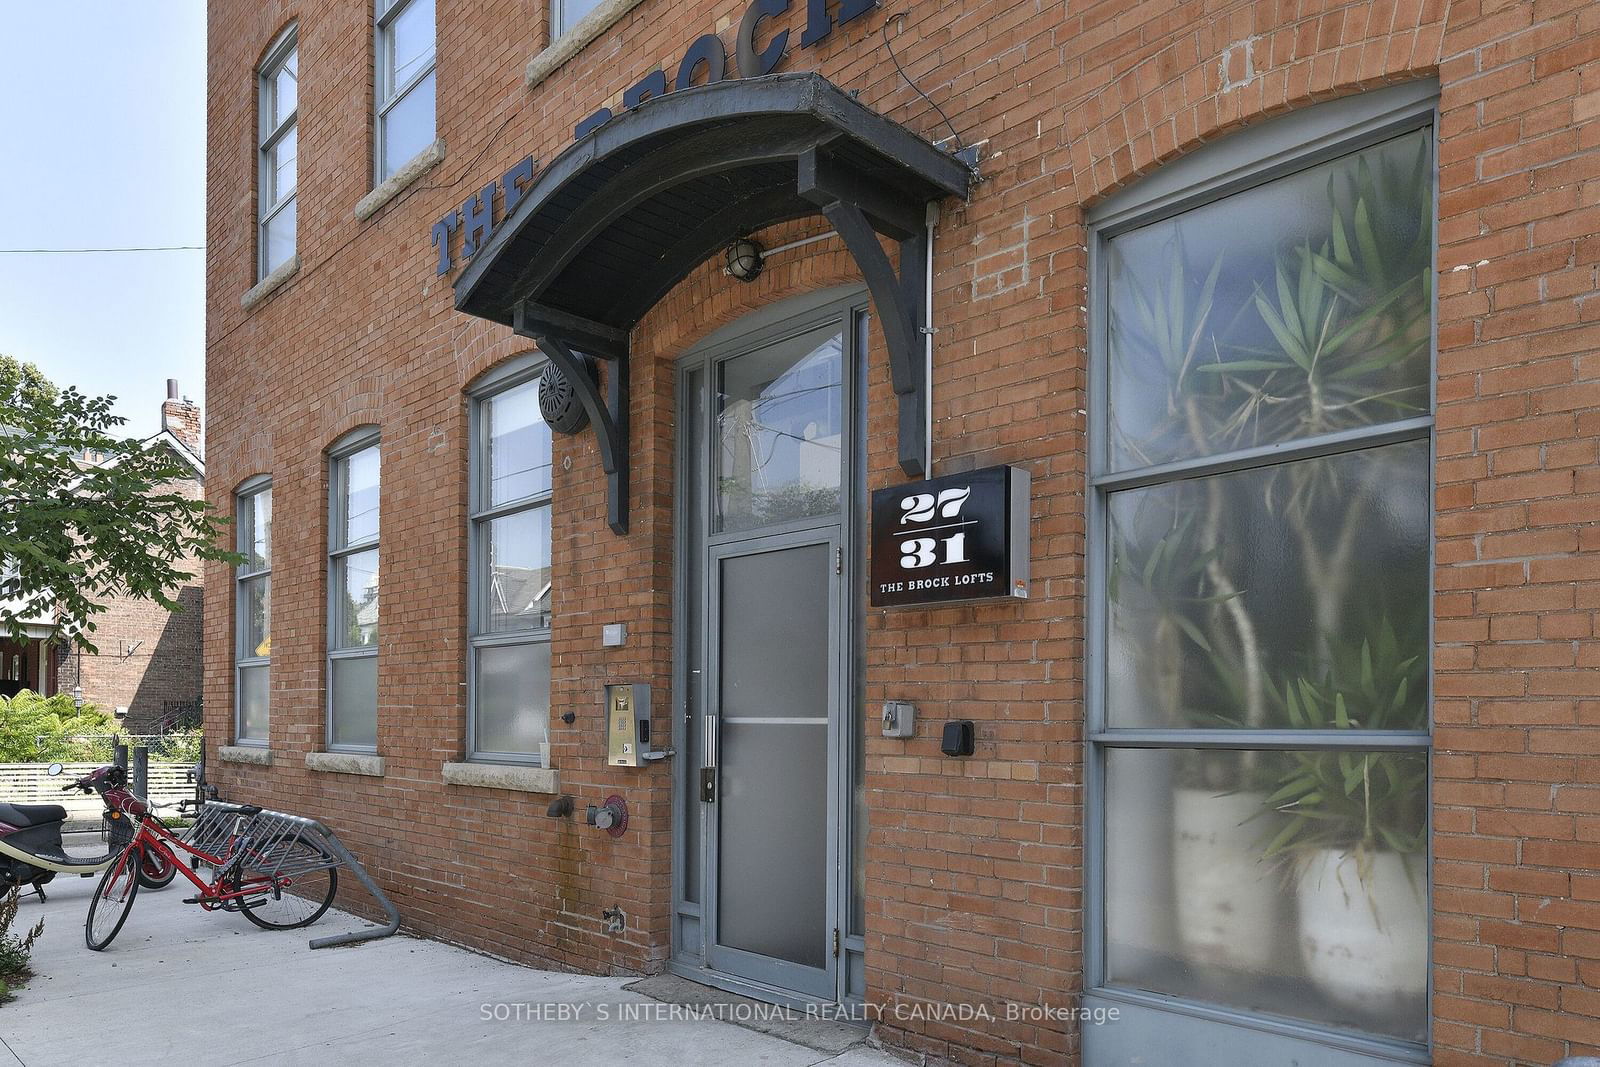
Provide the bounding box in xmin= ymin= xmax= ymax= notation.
xmin=869 ymin=465 xmax=1031 ymax=608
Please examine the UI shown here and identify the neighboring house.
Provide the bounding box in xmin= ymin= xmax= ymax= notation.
xmin=0 ymin=380 xmax=205 ymax=734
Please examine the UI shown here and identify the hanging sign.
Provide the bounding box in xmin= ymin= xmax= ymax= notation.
xmin=870 ymin=465 xmax=1031 ymax=608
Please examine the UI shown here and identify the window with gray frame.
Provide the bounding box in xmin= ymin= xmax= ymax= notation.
xmin=328 ymin=431 xmax=381 ymax=751
xmin=468 ymin=359 xmax=553 ymax=762
xmin=236 ymin=479 xmax=272 ymax=744
xmin=257 ymin=28 xmax=297 ymax=279
xmin=551 ymin=0 xmax=604 ymax=39
xmin=1087 ymin=85 xmax=1436 ymax=1056
xmin=375 ymin=0 xmax=436 ymax=182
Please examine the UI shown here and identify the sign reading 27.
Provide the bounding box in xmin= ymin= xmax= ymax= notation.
xmin=897 ymin=486 xmax=973 ymax=569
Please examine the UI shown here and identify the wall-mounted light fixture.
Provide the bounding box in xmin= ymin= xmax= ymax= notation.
xmin=725 ymin=238 xmax=764 ymax=282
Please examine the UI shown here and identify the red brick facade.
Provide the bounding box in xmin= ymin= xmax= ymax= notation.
xmin=203 ymin=0 xmax=1600 ymax=1063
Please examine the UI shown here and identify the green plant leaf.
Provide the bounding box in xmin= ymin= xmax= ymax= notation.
xmin=1172 ymin=613 xmax=1214 ymax=653
xmin=1254 ymin=291 xmax=1312 ymax=370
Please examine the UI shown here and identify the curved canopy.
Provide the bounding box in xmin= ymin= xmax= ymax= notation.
xmin=453 ymin=72 xmax=974 ymax=534
xmin=454 ymin=72 xmax=972 ymax=333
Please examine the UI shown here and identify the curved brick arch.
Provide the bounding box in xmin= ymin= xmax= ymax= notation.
xmin=634 ymin=219 xmax=864 ymax=362
xmin=314 ymin=376 xmax=385 ymax=450
xmin=207 ymin=428 xmax=274 ymax=490
xmin=1069 ymin=0 xmax=1447 ymax=207
xmin=252 ymin=14 xmax=298 ymax=73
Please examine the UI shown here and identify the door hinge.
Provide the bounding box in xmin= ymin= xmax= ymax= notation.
xmin=832 ymin=927 xmax=841 ymax=958
xmin=835 ymin=547 xmax=843 ymax=575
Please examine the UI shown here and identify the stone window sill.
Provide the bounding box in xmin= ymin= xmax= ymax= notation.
xmin=218 ymin=745 xmax=273 ymax=766
xmin=525 ymin=0 xmax=649 ymax=90
xmin=441 ymin=761 xmax=558 ymax=794
xmin=355 ymin=139 xmax=447 ymax=222
xmin=306 ymin=751 xmax=386 ymax=777
xmin=241 ymin=255 xmax=299 ymax=311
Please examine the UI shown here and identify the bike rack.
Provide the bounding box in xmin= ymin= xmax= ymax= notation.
xmin=183 ymin=800 xmax=401 ymax=949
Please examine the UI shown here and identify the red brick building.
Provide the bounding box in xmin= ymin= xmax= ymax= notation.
xmin=4 ymin=383 xmax=205 ymax=734
xmin=202 ymin=0 xmax=1600 ymax=1063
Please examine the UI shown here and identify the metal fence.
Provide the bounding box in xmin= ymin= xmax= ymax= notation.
xmin=0 ymin=762 xmax=191 ymax=821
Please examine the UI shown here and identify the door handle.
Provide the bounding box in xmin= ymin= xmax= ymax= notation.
xmin=701 ymin=715 xmax=717 ymax=803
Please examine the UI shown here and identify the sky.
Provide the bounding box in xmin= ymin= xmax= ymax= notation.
xmin=0 ymin=2 xmax=207 ymax=440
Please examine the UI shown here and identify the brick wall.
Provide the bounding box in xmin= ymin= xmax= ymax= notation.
xmin=202 ymin=0 xmax=1600 ymax=1063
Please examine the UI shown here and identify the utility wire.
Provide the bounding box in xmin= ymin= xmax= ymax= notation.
xmin=0 ymin=245 xmax=204 ymax=254
xmin=883 ymin=14 xmax=964 ymax=151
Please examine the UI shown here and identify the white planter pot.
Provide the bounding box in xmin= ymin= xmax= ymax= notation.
xmin=1296 ymin=848 xmax=1427 ymax=1013
xmin=1172 ymin=788 xmax=1282 ymax=973
xmin=1104 ymin=750 xmax=1178 ymax=974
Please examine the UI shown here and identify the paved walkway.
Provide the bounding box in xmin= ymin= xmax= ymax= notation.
xmin=0 ymin=874 xmax=897 ymax=1067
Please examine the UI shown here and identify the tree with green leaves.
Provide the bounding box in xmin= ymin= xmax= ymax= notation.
xmin=0 ymin=355 xmax=237 ymax=652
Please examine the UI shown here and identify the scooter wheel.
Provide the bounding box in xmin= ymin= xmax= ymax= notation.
xmin=137 ymin=848 xmax=178 ymax=890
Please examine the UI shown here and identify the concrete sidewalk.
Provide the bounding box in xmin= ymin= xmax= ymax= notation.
xmin=0 ymin=875 xmax=896 ymax=1067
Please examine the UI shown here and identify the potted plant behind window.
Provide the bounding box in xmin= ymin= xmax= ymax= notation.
xmin=1109 ymin=498 xmax=1285 ymax=978
xmin=1260 ymin=615 xmax=1428 ymax=1016
xmin=1107 ymin=245 xmax=1287 ymax=979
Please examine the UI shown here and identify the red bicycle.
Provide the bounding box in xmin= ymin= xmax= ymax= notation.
xmin=86 ymin=791 xmax=338 ymax=951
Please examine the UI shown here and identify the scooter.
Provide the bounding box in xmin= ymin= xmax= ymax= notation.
xmin=0 ymin=763 xmax=177 ymax=901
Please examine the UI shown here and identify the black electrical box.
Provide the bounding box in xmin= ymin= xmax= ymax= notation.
xmin=940 ymin=720 xmax=975 ymax=757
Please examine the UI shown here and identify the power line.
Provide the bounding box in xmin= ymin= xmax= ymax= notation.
xmin=0 ymin=245 xmax=204 ymax=254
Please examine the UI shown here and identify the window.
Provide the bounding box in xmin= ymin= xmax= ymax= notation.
xmin=551 ymin=0 xmax=604 ymax=39
xmin=1087 ymin=87 xmax=1435 ymax=1057
xmin=328 ymin=432 xmax=380 ymax=751
xmin=468 ymin=359 xmax=553 ymax=762
xmin=235 ymin=480 xmax=272 ymax=743
xmin=257 ymin=28 xmax=298 ymax=279
xmin=375 ymin=0 xmax=436 ymax=182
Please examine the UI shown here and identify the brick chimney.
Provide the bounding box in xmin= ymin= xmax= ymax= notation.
xmin=161 ymin=378 xmax=203 ymax=457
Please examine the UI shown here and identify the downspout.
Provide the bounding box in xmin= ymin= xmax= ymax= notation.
xmin=924 ymin=201 xmax=938 ymax=476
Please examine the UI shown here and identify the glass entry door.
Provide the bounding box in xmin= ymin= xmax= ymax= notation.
xmin=672 ymin=289 xmax=867 ymax=1006
xmin=706 ymin=534 xmax=840 ymax=996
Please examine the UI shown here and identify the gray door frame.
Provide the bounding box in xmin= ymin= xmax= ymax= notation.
xmin=670 ymin=285 xmax=870 ymax=1008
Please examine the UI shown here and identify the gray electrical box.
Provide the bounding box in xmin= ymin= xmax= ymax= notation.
xmin=882 ymin=701 xmax=915 ymax=739
xmin=606 ymin=684 xmax=653 ymax=767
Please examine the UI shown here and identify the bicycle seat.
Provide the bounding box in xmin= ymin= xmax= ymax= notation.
xmin=0 ymin=802 xmax=68 ymax=828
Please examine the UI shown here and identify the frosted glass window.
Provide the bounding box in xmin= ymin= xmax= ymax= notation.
xmin=474 ymin=643 xmax=551 ymax=756
xmin=1091 ymin=108 xmax=1434 ymax=1053
xmin=237 ymin=665 xmax=270 ymax=744
xmin=329 ymin=656 xmax=378 ymax=749
xmin=1104 ymin=748 xmax=1427 ymax=1042
xmin=1106 ymin=131 xmax=1433 ymax=471
xmin=1107 ymin=441 xmax=1429 ymax=731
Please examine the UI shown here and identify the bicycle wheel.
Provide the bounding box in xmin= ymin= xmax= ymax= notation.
xmin=235 ymin=839 xmax=338 ymax=930
xmin=138 ymin=845 xmax=178 ymax=890
xmin=85 ymin=846 xmax=141 ymax=951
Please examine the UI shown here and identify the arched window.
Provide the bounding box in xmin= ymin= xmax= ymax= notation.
xmin=328 ymin=428 xmax=381 ymax=751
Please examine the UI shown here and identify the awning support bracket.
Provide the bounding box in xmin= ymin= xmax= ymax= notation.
xmin=515 ymin=302 xmax=630 ymax=535
xmin=798 ymin=147 xmax=930 ymax=477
